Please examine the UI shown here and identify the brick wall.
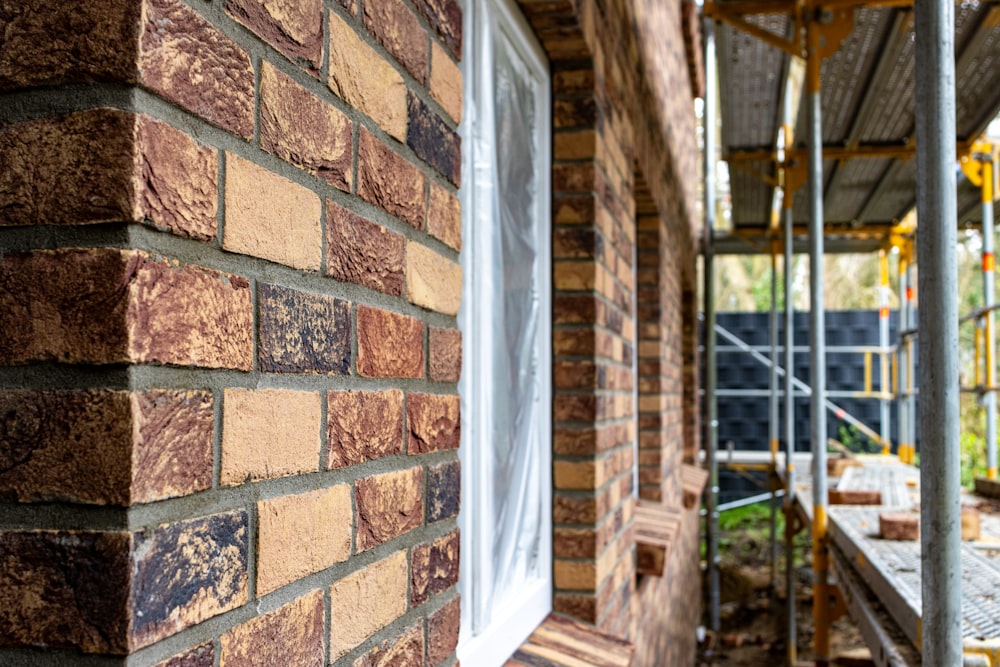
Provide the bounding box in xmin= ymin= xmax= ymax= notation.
xmin=0 ymin=0 xmax=462 ymax=664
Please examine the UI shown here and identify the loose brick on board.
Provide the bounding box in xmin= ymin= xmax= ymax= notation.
xmin=257 ymin=486 xmax=352 ymax=595
xmin=427 ymin=460 xmax=460 ymax=522
xmin=329 ymin=550 xmax=409 ymax=659
xmin=429 ymin=326 xmax=461 ymax=382
xmin=364 ymin=0 xmax=428 ymax=83
xmin=428 ymin=596 xmax=460 ymax=664
xmin=427 ymin=182 xmax=461 ymax=251
xmin=327 ymin=390 xmax=404 ymax=468
xmin=407 ymin=393 xmax=460 ymax=454
xmin=411 ymin=529 xmax=459 ymax=607
xmin=326 ymin=201 xmax=404 ymax=295
xmin=355 ymin=467 xmax=423 ymax=551
xmin=140 ymin=0 xmax=254 ymax=139
xmin=260 ymin=63 xmax=352 ymax=190
xmin=411 ymin=0 xmax=462 ymax=57
xmin=258 ymin=284 xmax=351 ymax=374
xmin=154 ymin=642 xmax=215 ymax=667
xmin=353 ymin=622 xmax=424 ymax=667
xmin=226 ymin=0 xmax=323 ymax=73
xmin=328 ymin=12 xmax=407 ymax=141
xmin=357 ymin=305 xmax=424 ymax=378
xmin=430 ymin=42 xmax=462 ymax=124
xmin=357 ymin=129 xmax=426 ymax=230
xmin=221 ymin=388 xmax=321 ymax=485
xmin=407 ymin=92 xmax=461 ymax=185
xmin=224 ymin=154 xmax=323 ymax=270
xmin=406 ymin=241 xmax=462 ymax=315
xmin=219 ymin=590 xmax=324 ymax=667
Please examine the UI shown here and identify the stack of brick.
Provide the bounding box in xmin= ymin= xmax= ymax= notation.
xmin=0 ymin=0 xmax=462 ymax=664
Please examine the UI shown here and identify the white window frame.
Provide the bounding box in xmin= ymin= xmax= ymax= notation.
xmin=457 ymin=0 xmax=552 ymax=663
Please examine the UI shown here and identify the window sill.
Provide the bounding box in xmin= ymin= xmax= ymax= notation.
xmin=505 ymin=613 xmax=634 ymax=666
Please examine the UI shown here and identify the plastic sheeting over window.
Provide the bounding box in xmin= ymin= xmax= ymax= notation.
xmin=458 ymin=0 xmax=552 ymax=660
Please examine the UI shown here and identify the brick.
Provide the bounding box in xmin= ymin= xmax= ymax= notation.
xmin=326 ymin=201 xmax=404 ymax=295
xmin=411 ymin=0 xmax=462 ymax=58
xmin=131 ymin=512 xmax=249 ymax=649
xmin=328 ymin=12 xmax=407 ymax=141
xmin=329 ymin=551 xmax=408 ymax=659
xmin=554 ymin=130 xmax=597 ymax=160
xmin=429 ymin=327 xmax=461 ymax=382
xmin=406 ymin=241 xmax=462 ymax=315
xmin=0 ymin=0 xmax=139 ymax=90
xmin=257 ymin=486 xmax=352 ymax=595
xmin=357 ymin=129 xmax=426 ymax=229
xmin=353 ymin=622 xmax=424 ymax=667
xmin=357 ymin=305 xmax=425 ymax=378
xmin=427 ymin=460 xmax=460 ymax=523
xmin=258 ymin=284 xmax=351 ymax=374
xmin=555 ymin=460 xmax=599 ymax=490
xmin=962 ymin=506 xmax=981 ymax=541
xmin=429 ymin=42 xmax=462 ymax=123
xmin=155 ymin=642 xmax=215 ymax=667
xmin=427 ymin=182 xmax=462 ymax=251
xmin=327 ymin=390 xmax=404 ymax=468
xmin=224 ymin=154 xmax=323 ymax=270
xmin=0 ymin=109 xmax=134 ymax=227
xmin=140 ymin=0 xmax=254 ymax=139
xmin=0 ymin=530 xmax=131 ymax=653
xmin=407 ymin=393 xmax=460 ymax=454
xmin=364 ymin=0 xmax=428 ymax=83
xmin=554 ymin=97 xmax=596 ymax=129
xmin=219 ymin=590 xmax=324 ymax=667
xmin=137 ymin=116 xmax=219 ymax=241
xmin=411 ymin=529 xmax=459 ymax=607
xmin=879 ymin=512 xmax=919 ymax=541
xmin=259 ymin=63 xmax=352 ymax=189
xmin=407 ymin=92 xmax=460 ymax=185
xmin=221 ymin=389 xmax=321 ymax=485
xmin=355 ymin=467 xmax=423 ymax=551
xmin=427 ymin=596 xmax=460 ymax=664
xmin=828 ymin=489 xmax=882 ymax=505
xmin=226 ymin=0 xmax=323 ymax=72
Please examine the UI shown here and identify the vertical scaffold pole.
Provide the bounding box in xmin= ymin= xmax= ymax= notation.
xmin=770 ymin=243 xmax=780 ymax=591
xmin=915 ymin=0 xmax=962 ymax=659
xmin=906 ymin=259 xmax=916 ymax=463
xmin=898 ymin=253 xmax=909 ymax=463
xmin=984 ymin=154 xmax=997 ymax=480
xmin=783 ymin=201 xmax=797 ymax=667
xmin=879 ymin=250 xmax=891 ymax=453
xmin=703 ymin=14 xmax=721 ymax=636
xmin=806 ymin=16 xmax=830 ymax=666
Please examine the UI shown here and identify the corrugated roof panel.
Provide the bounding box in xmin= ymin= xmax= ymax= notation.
xmin=955 ymin=4 xmax=1000 ymax=139
xmin=853 ymin=11 xmax=916 ymax=143
xmin=729 ymin=160 xmax=774 ymax=225
xmin=823 ymin=157 xmax=894 ymax=223
xmin=859 ymin=158 xmax=917 ymax=223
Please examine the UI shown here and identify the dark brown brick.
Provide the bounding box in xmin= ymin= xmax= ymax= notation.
xmin=131 ymin=512 xmax=249 ymax=649
xmin=356 ymin=467 xmax=423 ymax=551
xmin=364 ymin=0 xmax=428 ymax=83
xmin=407 ymin=393 xmax=460 ymax=454
xmin=426 ymin=460 xmax=460 ymax=523
xmin=357 ymin=128 xmax=426 ymax=230
xmin=352 ymin=622 xmax=424 ymax=667
xmin=219 ymin=590 xmax=324 ymax=667
xmin=411 ymin=530 xmax=459 ymax=607
xmin=554 ymin=97 xmax=597 ymax=129
xmin=258 ymin=284 xmax=351 ymax=374
xmin=260 ymin=62 xmax=352 ymax=189
xmin=327 ymin=390 xmax=404 ymax=468
xmin=0 ymin=109 xmax=135 ymax=227
xmin=357 ymin=305 xmax=424 ymax=378
xmin=140 ymin=0 xmax=254 ymax=139
xmin=427 ymin=596 xmax=460 ymax=664
xmin=226 ymin=0 xmax=323 ymax=73
xmin=155 ymin=642 xmax=216 ymax=667
xmin=411 ymin=0 xmax=462 ymax=58
xmin=0 ymin=530 xmax=131 ymax=653
xmin=428 ymin=327 xmax=461 ymax=382
xmin=407 ymin=92 xmax=460 ymax=185
xmin=326 ymin=201 xmax=404 ymax=295
xmin=137 ymin=116 xmax=219 ymax=241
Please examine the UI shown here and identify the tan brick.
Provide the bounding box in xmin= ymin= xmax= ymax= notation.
xmin=329 ymin=550 xmax=408 ymax=659
xmin=555 ymin=261 xmax=596 ymax=290
xmin=357 ymin=305 xmax=425 ymax=378
xmin=220 ymin=590 xmax=324 ymax=667
xmin=260 ymin=62 xmax=352 ymax=190
xmin=554 ymin=130 xmax=597 ymax=160
xmin=554 ymin=559 xmax=597 ymax=591
xmin=353 ymin=622 xmax=424 ymax=667
xmin=355 ymin=467 xmax=423 ymax=551
xmin=226 ymin=0 xmax=323 ymax=73
xmin=428 ymin=327 xmax=461 ymax=382
xmin=357 ymin=129 xmax=426 ymax=229
xmin=364 ymin=0 xmax=428 ymax=83
xmin=879 ymin=512 xmax=919 ymax=541
xmin=411 ymin=529 xmax=459 ymax=606
xmin=326 ymin=200 xmax=404 ymax=295
xmin=407 ymin=393 xmax=460 ymax=454
xmin=221 ymin=389 xmax=321 ymax=485
xmin=328 ymin=11 xmax=406 ymax=141
xmin=327 ymin=390 xmax=404 ymax=468
xmin=406 ymin=241 xmax=461 ymax=315
xmin=224 ymin=154 xmax=322 ymax=270
xmin=427 ymin=182 xmax=461 ymax=251
xmin=429 ymin=42 xmax=462 ymax=124
xmin=257 ymin=486 xmax=352 ymax=595
xmin=555 ymin=459 xmax=599 ymax=490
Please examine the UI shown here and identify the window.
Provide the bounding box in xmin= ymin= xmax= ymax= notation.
xmin=457 ymin=0 xmax=552 ymax=663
